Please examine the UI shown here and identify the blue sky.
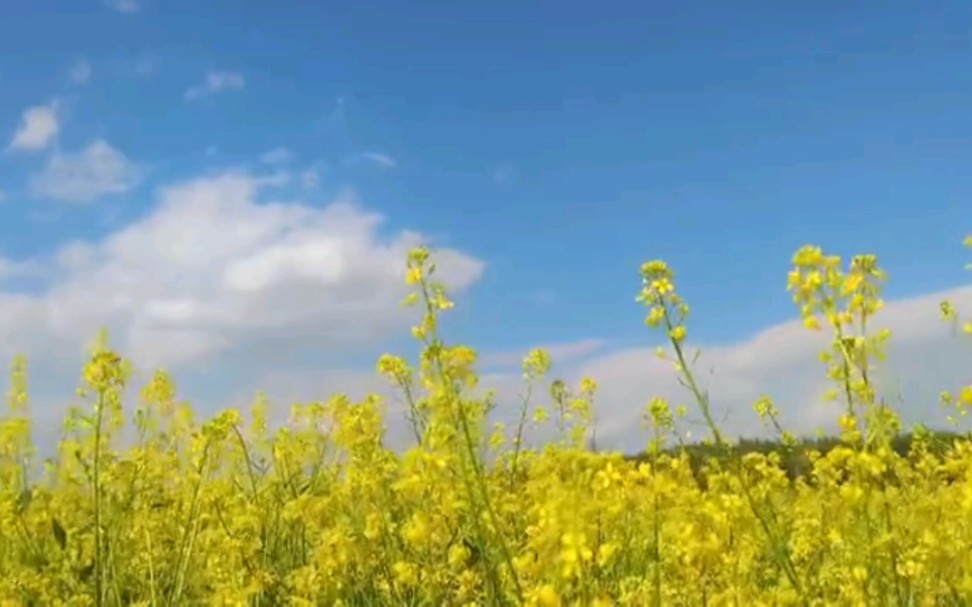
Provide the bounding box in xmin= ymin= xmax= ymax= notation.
xmin=2 ymin=1 xmax=972 ymax=451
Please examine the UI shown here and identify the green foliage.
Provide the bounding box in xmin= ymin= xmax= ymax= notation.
xmin=625 ymin=429 xmax=968 ymax=482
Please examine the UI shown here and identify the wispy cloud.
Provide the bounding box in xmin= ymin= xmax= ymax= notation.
xmin=356 ymin=152 xmax=398 ymax=170
xmin=260 ymin=147 xmax=294 ymax=166
xmin=8 ymin=103 xmax=59 ymax=153
xmin=184 ymin=71 xmax=246 ymax=101
xmin=30 ymin=140 xmax=141 ymax=203
xmin=69 ymin=61 xmax=91 ymax=85
xmin=104 ymin=0 xmax=141 ymax=13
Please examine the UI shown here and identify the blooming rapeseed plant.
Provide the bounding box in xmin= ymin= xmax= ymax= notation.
xmin=3 ymin=238 xmax=972 ymax=605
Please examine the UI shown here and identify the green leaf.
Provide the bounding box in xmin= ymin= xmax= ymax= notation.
xmin=15 ymin=488 xmax=31 ymax=515
xmin=51 ymin=517 xmax=67 ymax=550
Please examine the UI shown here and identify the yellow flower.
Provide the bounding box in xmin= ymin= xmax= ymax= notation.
xmin=651 ymin=278 xmax=673 ymax=296
xmin=646 ymin=306 xmax=665 ymax=327
xmin=392 ymin=561 xmax=419 ymax=587
xmin=10 ymin=232 xmax=972 ymax=605
xmin=535 ymin=585 xmax=561 ymax=607
xmin=596 ymin=542 xmax=618 ymax=568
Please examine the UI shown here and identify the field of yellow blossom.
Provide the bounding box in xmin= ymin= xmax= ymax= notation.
xmin=4 ymin=240 xmax=972 ymax=606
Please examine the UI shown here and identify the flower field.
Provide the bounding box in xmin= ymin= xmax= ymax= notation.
xmin=3 ymin=241 xmax=972 ymax=606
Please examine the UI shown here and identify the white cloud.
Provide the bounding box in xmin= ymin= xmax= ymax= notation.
xmin=357 ymin=152 xmax=398 ymax=170
xmin=260 ymin=147 xmax=294 ymax=165
xmin=287 ymin=284 xmax=970 ymax=456
xmin=184 ymin=71 xmax=246 ymax=100
xmin=104 ymin=0 xmax=141 ymax=13
xmin=8 ymin=103 xmax=59 ymax=152
xmin=2 ymin=178 xmax=969 ymax=458
xmin=0 ymin=171 xmax=485 ymax=374
xmin=8 ymin=168 xmax=971 ymax=459
xmin=0 ymin=190 xmax=6 ymax=203
xmin=70 ymin=61 xmax=91 ymax=85
xmin=30 ymin=139 xmax=141 ymax=203
xmin=0 ymin=254 xmax=46 ymax=286
xmin=551 ymin=286 xmax=972 ymax=454
xmin=0 ymin=256 xmax=24 ymax=282
xmin=245 ymin=287 xmax=972 ymax=454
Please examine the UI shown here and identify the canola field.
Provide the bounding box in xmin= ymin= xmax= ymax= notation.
xmin=3 ymin=242 xmax=972 ymax=606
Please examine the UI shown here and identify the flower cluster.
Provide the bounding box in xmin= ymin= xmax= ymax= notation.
xmin=1 ymin=239 xmax=972 ymax=605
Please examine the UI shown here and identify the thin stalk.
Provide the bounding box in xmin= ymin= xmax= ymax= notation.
xmin=661 ymin=305 xmax=806 ymax=601
xmin=418 ymin=279 xmax=523 ymax=603
xmin=93 ymin=389 xmax=106 ymax=607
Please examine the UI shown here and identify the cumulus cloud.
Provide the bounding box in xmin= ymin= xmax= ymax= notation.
xmin=1 ymin=171 xmax=485 ymax=374
xmin=279 ymin=283 xmax=972 ymax=456
xmin=184 ymin=72 xmax=246 ymax=100
xmin=0 ymin=257 xmax=22 ymax=282
xmin=30 ymin=140 xmax=141 ymax=203
xmin=5 ymin=197 xmax=970 ymax=458
xmin=354 ymin=285 xmax=972 ymax=456
xmin=297 ymin=286 xmax=969 ymax=456
xmin=7 ymin=171 xmax=970 ymax=459
xmin=552 ymin=286 xmax=972 ymax=454
xmin=8 ymin=103 xmax=59 ymax=152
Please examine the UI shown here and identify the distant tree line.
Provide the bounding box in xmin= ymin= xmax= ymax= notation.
xmin=623 ymin=430 xmax=969 ymax=484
